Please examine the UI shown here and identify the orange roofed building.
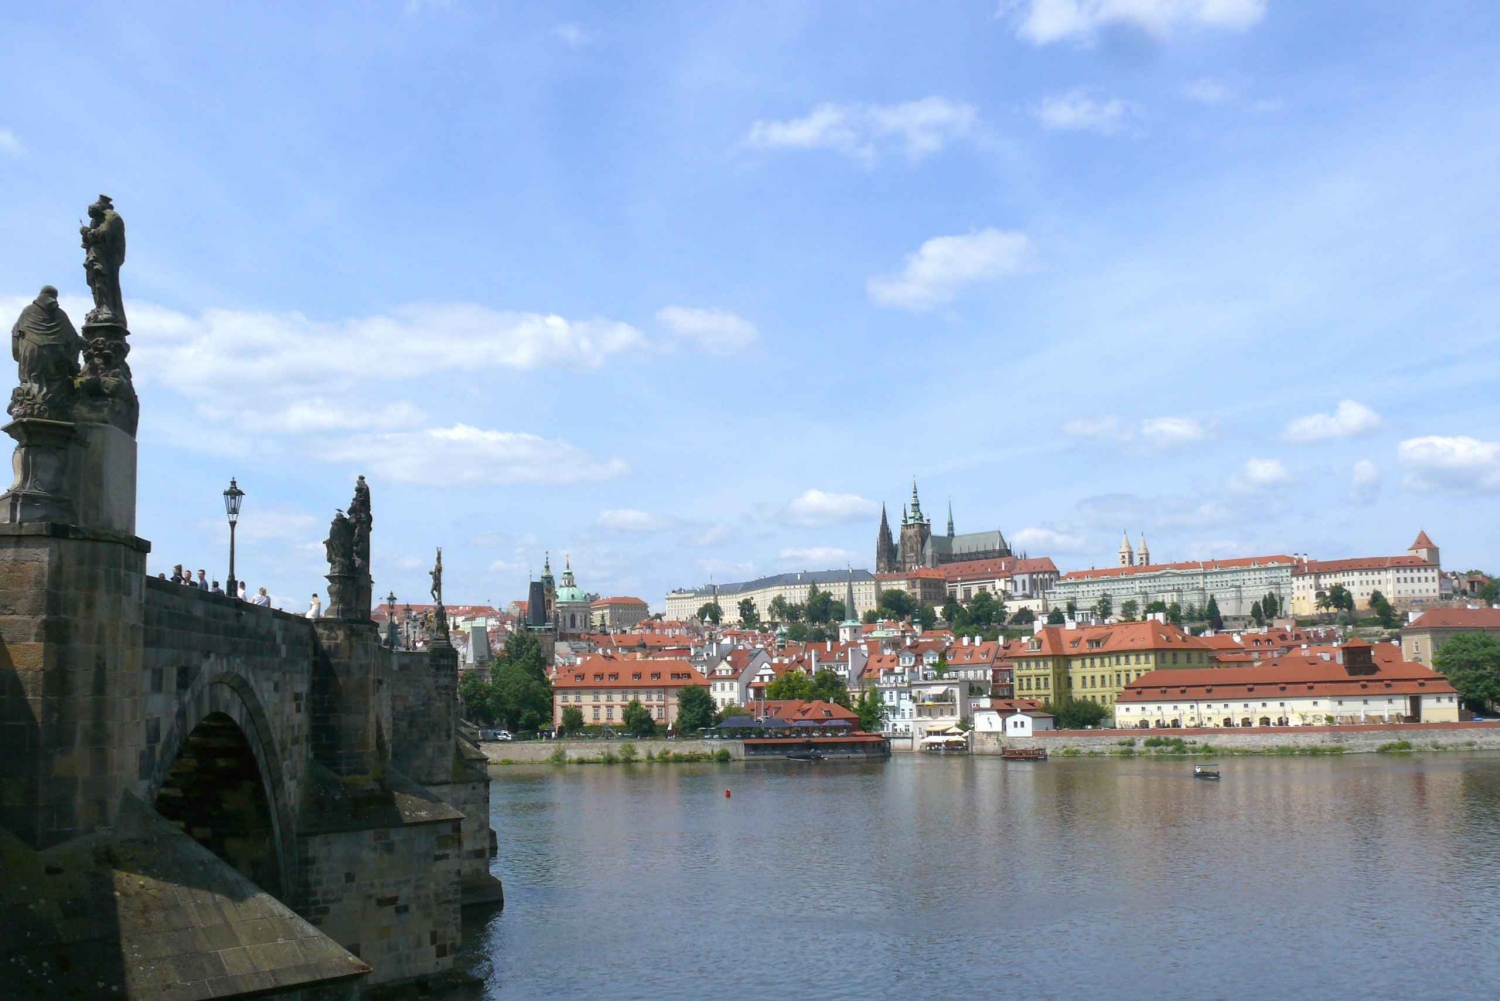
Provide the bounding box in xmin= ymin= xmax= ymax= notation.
xmin=1011 ymin=619 xmax=1212 ymax=712
xmin=552 ymin=657 xmax=707 ymax=729
xmin=1115 ymin=639 xmax=1460 ymax=728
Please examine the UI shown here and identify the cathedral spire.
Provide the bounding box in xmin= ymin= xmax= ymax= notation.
xmin=910 ymin=477 xmax=924 ymax=523
xmin=946 ymin=497 xmax=954 ymax=538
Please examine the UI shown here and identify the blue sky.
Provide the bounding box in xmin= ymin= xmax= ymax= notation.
xmin=3 ymin=1 xmax=1499 ymax=610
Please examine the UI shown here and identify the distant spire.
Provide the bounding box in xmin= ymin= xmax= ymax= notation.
xmin=946 ymin=497 xmax=954 ymax=538
xmin=910 ymin=477 xmax=923 ymax=523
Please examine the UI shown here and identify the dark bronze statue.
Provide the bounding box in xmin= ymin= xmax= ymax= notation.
xmin=80 ymin=195 xmax=127 ymax=325
xmin=430 ymin=547 xmax=449 ymax=642
xmin=349 ymin=475 xmax=372 ymax=572
xmin=9 ymin=286 xmax=82 ymax=420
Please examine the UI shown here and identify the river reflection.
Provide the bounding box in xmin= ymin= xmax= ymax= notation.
xmin=464 ymin=755 xmax=1500 ymax=1001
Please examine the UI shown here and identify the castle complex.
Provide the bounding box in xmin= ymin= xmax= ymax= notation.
xmin=876 ymin=480 xmax=1012 ymax=572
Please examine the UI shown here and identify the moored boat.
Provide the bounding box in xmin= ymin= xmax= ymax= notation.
xmin=1194 ymin=763 xmax=1221 ymax=780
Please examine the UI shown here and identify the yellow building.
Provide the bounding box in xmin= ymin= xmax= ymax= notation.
xmin=1011 ymin=620 xmax=1213 ymax=713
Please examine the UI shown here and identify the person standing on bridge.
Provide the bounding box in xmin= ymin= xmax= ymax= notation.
xmin=307 ymin=593 xmax=322 ymax=619
xmin=252 ymin=586 xmax=271 ymax=607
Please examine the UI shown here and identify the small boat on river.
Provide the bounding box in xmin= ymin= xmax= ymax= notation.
xmin=786 ymin=749 xmax=825 ymax=761
xmin=1001 ymin=747 xmax=1048 ymax=761
xmin=1194 ymin=763 xmax=1221 ymax=780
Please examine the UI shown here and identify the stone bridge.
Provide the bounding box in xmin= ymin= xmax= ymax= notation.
xmin=0 ymin=202 xmax=501 ymax=1000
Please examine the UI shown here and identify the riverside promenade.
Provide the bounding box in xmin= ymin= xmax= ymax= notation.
xmin=970 ymin=720 xmax=1500 ymax=755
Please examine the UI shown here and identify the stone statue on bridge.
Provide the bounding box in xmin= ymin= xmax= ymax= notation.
xmin=8 ymin=285 xmax=82 ymax=421
xmin=430 ymin=547 xmax=449 ymax=643
xmin=81 ymin=194 xmax=127 ymax=325
xmin=325 ymin=509 xmax=355 ymax=575
xmin=348 ymin=475 xmax=373 ymax=617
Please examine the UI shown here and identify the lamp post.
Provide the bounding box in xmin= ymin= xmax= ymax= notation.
xmin=386 ymin=591 xmax=397 ymax=648
xmin=223 ymin=478 xmax=244 ymax=599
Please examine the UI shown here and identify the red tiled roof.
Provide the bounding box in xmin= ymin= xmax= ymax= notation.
xmin=939 ymin=556 xmax=1059 ymax=583
xmin=1295 ymin=555 xmax=1435 ymax=575
xmin=1411 ymin=530 xmax=1436 ymax=549
xmin=1407 ymin=607 xmax=1500 ymax=630
xmin=553 ymin=657 xmax=707 ymax=689
xmin=877 ymin=568 xmax=946 ymax=580
xmin=592 ymin=596 xmax=648 ymax=607
xmin=1014 ymin=621 xmax=1208 ymax=659
xmin=1119 ymin=656 xmax=1456 ymax=702
xmin=1062 ymin=556 xmax=1295 ymax=582
xmin=758 ymin=700 xmax=859 ymax=723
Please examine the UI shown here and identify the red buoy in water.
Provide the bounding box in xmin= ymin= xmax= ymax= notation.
xmin=725 ymin=789 xmax=731 ymax=799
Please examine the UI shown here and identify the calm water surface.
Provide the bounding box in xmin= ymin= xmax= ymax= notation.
xmin=464 ymin=754 xmax=1500 ymax=1001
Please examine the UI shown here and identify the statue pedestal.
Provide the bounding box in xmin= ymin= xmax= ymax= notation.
xmin=325 ymin=572 xmax=359 ymax=621
xmin=0 ymin=418 xmax=79 ymax=524
xmin=74 ymin=421 xmax=136 ymax=535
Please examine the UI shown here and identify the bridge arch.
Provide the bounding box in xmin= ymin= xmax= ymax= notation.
xmin=147 ymin=668 xmax=294 ymax=900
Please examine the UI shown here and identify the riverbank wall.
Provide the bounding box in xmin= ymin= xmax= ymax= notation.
xmin=971 ymin=721 xmax=1500 ymax=756
xmin=480 ymin=739 xmax=742 ymax=763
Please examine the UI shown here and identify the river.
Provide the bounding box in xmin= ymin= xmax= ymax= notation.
xmin=462 ymin=754 xmax=1500 ymax=1000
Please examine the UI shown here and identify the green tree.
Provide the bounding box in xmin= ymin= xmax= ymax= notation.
xmin=459 ymin=672 xmax=497 ymax=726
xmin=917 ymin=603 xmax=938 ymax=631
xmin=1206 ymin=595 xmax=1224 ymax=631
xmin=1046 ymin=699 xmax=1108 ymax=729
xmin=1262 ymin=592 xmax=1280 ymax=619
xmin=492 ymin=660 xmax=552 ymax=732
xmin=1046 ymin=607 xmax=1066 ymax=625
xmin=768 ymin=595 xmax=790 ymax=623
xmin=805 ymin=584 xmax=835 ymax=624
xmin=786 ymin=621 xmax=809 ymax=643
xmin=1144 ymin=600 xmax=1168 ymax=616
xmin=714 ymin=702 xmax=748 ymax=725
xmin=765 ymin=669 xmax=814 ymax=701
xmin=879 ymin=589 xmax=916 ymax=621
xmin=1368 ymin=590 xmax=1398 ymax=629
xmin=1065 ymin=599 xmax=1078 ymax=617
xmin=829 ymin=600 xmax=847 ymax=623
xmin=697 ymin=601 xmax=722 ymax=624
xmin=862 ymin=609 xmax=879 ymax=624
xmin=967 ymin=590 xmax=1000 ymax=629
xmin=501 ymin=629 xmax=548 ymax=680
xmin=941 ymin=597 xmax=963 ymax=627
xmin=932 ymin=653 xmax=949 ymax=677
xmin=1094 ymin=595 xmax=1113 ymax=620
xmin=809 ymin=667 xmax=852 ymax=708
xmin=854 ymin=686 xmax=884 ymax=731
xmin=559 ymin=706 xmax=585 ymax=735
xmin=785 ymin=602 xmax=805 ymax=623
xmin=1435 ymin=633 xmax=1500 ymax=711
xmin=1167 ymin=602 xmax=1183 ymax=625
xmin=1120 ymin=599 xmax=1139 ymax=622
xmin=1250 ymin=600 xmax=1264 ymax=626
xmin=737 ymin=598 xmax=760 ymax=628
xmin=1010 ymin=607 xmax=1035 ymax=626
xmin=1480 ymin=579 xmax=1500 ymax=604
xmin=675 ymin=684 xmax=716 ymax=734
xmin=1184 ymin=602 xmax=1200 ymax=622
xmin=622 ymin=700 xmax=657 ymax=737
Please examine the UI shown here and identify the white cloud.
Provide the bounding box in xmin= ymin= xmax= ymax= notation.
xmin=202 ymin=398 xmax=426 ymax=433
xmin=1033 ymin=88 xmax=1138 ymax=135
xmin=1398 ymin=435 xmax=1500 ymax=493
xmin=684 ymin=524 xmax=731 ymax=547
xmin=695 ymin=558 xmax=757 ymax=579
xmin=781 ymin=489 xmax=879 ymax=527
xmin=1140 ymin=416 xmax=1209 ymax=448
xmin=743 ymin=97 xmax=978 ymax=163
xmin=553 ymin=22 xmax=591 ymax=47
xmin=597 ymin=508 xmax=670 ymax=532
xmin=656 ymin=306 xmax=758 ymax=354
xmin=320 ymin=424 xmax=629 ymax=486
xmin=206 ymin=506 xmax=318 ymax=545
xmin=1078 ymin=492 xmax=1238 ymax=530
xmin=778 ymin=546 xmax=859 ymax=566
xmin=0 ymin=129 xmax=22 ymax=158
xmin=1231 ymin=457 xmax=1292 ymax=492
xmin=867 ymin=229 xmax=1029 ymax=311
xmin=1349 ymin=460 xmax=1380 ymax=504
xmin=1012 ymin=527 xmax=1087 ymax=552
xmin=1182 ymin=77 xmax=1235 ymax=104
xmin=1283 ymin=400 xmax=1383 ymax=444
xmin=1003 ymin=0 xmax=1267 ymax=46
xmin=1062 ymin=414 xmax=1209 ymax=449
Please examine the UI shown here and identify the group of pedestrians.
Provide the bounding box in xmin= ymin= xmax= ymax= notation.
xmin=160 ymin=564 xmax=272 ymax=606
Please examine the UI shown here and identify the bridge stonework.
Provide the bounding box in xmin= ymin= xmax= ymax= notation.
xmin=0 ymin=525 xmax=503 ymax=998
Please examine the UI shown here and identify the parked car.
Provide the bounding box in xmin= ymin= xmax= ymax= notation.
xmin=478 ymin=728 xmax=498 ymax=741
xmin=495 ymin=730 xmax=514 ymax=742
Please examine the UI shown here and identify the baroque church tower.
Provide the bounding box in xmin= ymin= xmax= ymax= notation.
xmin=899 ymin=479 xmax=932 ymax=572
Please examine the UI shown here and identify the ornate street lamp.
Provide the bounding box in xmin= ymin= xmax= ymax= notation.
xmin=223 ymin=477 xmax=244 ymax=599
